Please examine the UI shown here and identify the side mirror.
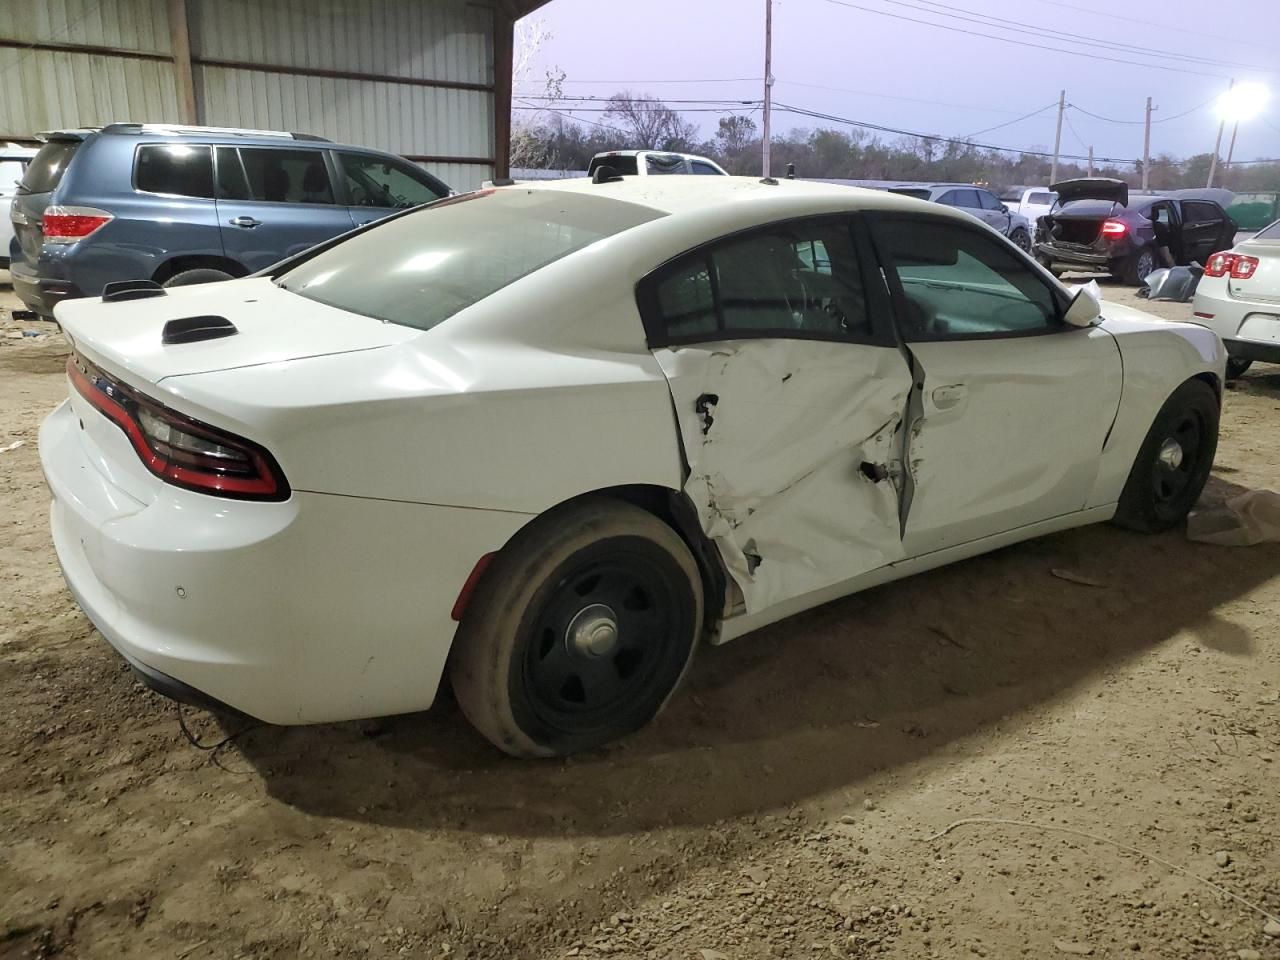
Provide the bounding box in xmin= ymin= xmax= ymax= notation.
xmin=1000 ymin=203 xmax=1010 ymax=213
xmin=1063 ymin=288 xmax=1101 ymax=328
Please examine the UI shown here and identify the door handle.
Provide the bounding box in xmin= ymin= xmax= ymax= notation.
xmin=931 ymin=384 xmax=968 ymax=410
xmin=228 ymin=216 xmax=261 ymax=229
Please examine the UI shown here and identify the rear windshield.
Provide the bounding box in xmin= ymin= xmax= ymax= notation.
xmin=1058 ymin=199 xmax=1132 ymax=215
xmin=19 ymin=140 xmax=81 ymax=194
xmin=277 ymin=189 xmax=664 ymax=331
xmin=1255 ymin=220 xmax=1280 ymax=240
xmin=588 ymin=156 xmax=639 ymax=176
xmin=889 ymin=188 xmax=930 ymax=200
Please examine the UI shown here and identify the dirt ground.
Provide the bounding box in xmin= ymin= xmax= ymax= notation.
xmin=1 ymin=282 xmax=1278 ymax=960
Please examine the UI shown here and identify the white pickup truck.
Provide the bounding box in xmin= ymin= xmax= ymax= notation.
xmin=588 ymin=150 xmax=728 ymax=178
xmin=0 ymin=143 xmax=37 ymax=270
xmin=1000 ymin=186 xmax=1059 ymax=231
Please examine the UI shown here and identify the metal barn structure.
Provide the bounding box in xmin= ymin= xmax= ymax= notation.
xmin=0 ymin=0 xmax=551 ymax=189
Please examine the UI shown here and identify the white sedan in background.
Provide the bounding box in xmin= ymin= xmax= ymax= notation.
xmin=1192 ymin=218 xmax=1280 ymax=379
xmin=41 ymin=177 xmax=1224 ymax=757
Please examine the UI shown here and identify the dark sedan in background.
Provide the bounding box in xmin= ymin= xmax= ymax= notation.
xmin=1035 ymin=178 xmax=1236 ymax=284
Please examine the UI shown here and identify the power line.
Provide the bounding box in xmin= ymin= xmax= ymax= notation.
xmin=885 ymin=0 xmax=1274 ymax=74
xmin=520 ymin=95 xmax=762 ymax=106
xmin=1062 ymin=112 xmax=1089 ymax=152
xmin=1068 ymin=95 xmax=1217 ymax=126
xmin=773 ymin=100 xmax=1139 ymax=164
xmin=817 ymin=0 xmax=1230 ymax=79
xmin=1019 ymin=0 xmax=1276 ymax=56
xmin=776 ymin=79 xmax=1041 ymax=116
xmin=558 ymin=77 xmax=761 ymax=85
xmin=964 ymin=102 xmax=1058 ymax=139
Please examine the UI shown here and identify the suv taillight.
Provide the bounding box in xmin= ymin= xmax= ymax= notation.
xmin=42 ymin=205 xmax=113 ymax=243
xmin=1101 ymin=219 xmax=1128 ymax=238
xmin=67 ymin=354 xmax=289 ymax=500
xmin=1205 ymin=252 xmax=1260 ymax=279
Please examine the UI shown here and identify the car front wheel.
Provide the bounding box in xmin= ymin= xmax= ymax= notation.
xmin=1112 ymin=379 xmax=1219 ymax=533
xmin=450 ymin=497 xmax=703 ymax=758
xmin=1009 ymin=227 xmax=1031 ymax=252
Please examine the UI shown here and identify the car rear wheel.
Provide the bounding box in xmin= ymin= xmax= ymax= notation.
xmin=162 ymin=268 xmax=235 ymax=288
xmin=1118 ymin=248 xmax=1156 ymax=285
xmin=1112 ymin=379 xmax=1219 ymax=534
xmin=1226 ymin=357 xmax=1253 ymax=380
xmin=450 ymin=497 xmax=703 ymax=758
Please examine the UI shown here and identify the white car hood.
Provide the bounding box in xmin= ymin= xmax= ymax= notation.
xmin=55 ymin=276 xmax=418 ymax=385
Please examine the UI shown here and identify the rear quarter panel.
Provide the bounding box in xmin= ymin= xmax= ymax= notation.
xmin=1086 ymin=303 xmax=1224 ymax=509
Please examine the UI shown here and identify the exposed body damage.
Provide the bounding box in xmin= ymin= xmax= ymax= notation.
xmin=655 ymin=339 xmax=912 ymax=615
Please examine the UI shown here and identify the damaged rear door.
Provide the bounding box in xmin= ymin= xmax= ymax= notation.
xmin=639 ymin=216 xmax=914 ymax=614
xmin=868 ymin=214 xmax=1123 ymax=557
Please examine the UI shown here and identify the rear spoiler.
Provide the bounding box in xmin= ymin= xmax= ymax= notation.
xmin=34 ymin=129 xmax=97 ymax=143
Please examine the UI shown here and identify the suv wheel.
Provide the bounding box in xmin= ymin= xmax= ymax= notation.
xmin=162 ymin=268 xmax=235 ymax=288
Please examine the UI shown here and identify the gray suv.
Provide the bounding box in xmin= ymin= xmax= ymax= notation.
xmin=9 ymin=123 xmax=451 ymax=318
xmin=887 ymin=182 xmax=1033 ymax=251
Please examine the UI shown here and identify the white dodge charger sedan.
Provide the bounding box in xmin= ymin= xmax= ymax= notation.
xmin=41 ymin=177 xmax=1225 ymax=757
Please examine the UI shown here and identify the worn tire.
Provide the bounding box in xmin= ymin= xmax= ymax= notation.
xmin=1226 ymin=357 xmax=1253 ymax=380
xmin=161 ymin=268 xmax=235 ymax=288
xmin=450 ymin=497 xmax=703 ymax=758
xmin=1112 ymin=379 xmax=1219 ymax=534
xmin=1119 ymin=248 xmax=1157 ymax=286
xmin=1009 ymin=228 xmax=1031 ymax=252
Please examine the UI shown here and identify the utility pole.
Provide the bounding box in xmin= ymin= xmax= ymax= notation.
xmin=1087 ymin=146 xmax=1094 ymax=177
xmin=1207 ymin=78 xmax=1233 ymax=188
xmin=762 ymin=0 xmax=773 ymax=178
xmin=1142 ymin=97 xmax=1154 ymax=192
xmin=1225 ymin=119 xmax=1240 ymax=178
xmin=1050 ymin=89 xmax=1065 ymax=184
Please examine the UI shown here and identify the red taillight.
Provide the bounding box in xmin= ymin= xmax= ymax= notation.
xmin=67 ymin=354 xmax=288 ymax=501
xmin=1205 ymin=252 xmax=1260 ymax=279
xmin=42 ymin=205 xmax=113 ymax=243
xmin=1101 ymin=219 xmax=1128 ymax=238
xmin=1205 ymin=252 xmax=1234 ymax=277
xmin=1231 ymin=255 xmax=1259 ymax=280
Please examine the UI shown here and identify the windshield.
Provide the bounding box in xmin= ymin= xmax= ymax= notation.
xmin=277 ymin=189 xmax=664 ymax=331
xmin=1256 ymin=220 xmax=1280 ymax=240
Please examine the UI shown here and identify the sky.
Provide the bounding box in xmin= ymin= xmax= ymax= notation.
xmin=517 ymin=0 xmax=1280 ymax=166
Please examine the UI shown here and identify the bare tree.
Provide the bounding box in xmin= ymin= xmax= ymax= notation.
xmin=604 ymin=91 xmax=697 ymax=150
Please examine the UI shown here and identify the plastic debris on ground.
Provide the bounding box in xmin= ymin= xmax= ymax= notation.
xmin=1187 ymin=490 xmax=1280 ymax=546
xmin=1138 ymin=265 xmax=1204 ymax=302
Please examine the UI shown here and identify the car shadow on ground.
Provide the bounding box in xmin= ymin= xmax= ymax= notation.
xmin=1231 ymin=366 xmax=1280 ymax=400
xmin=233 ymin=476 xmax=1280 ymax=837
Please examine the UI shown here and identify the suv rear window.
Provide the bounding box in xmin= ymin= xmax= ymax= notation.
xmin=588 ymin=156 xmax=639 ymax=177
xmin=277 ymin=190 xmax=664 ymax=332
xmin=19 ymin=140 xmax=81 ymax=194
xmin=135 ymin=144 xmax=215 ymax=198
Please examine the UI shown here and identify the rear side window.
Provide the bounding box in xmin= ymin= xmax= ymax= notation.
xmin=1256 ymin=220 xmax=1280 ymax=240
xmin=277 ymin=190 xmax=663 ymax=332
xmin=135 ymin=144 xmax=214 ymax=198
xmin=232 ymin=148 xmax=334 ymax=204
xmin=1181 ymin=201 xmax=1223 ymax=224
xmin=647 ymin=218 xmax=873 ymax=344
xmin=1028 ymin=192 xmax=1056 ymax=205
xmin=939 ymin=189 xmax=981 ymax=209
xmin=645 ymin=154 xmax=687 ymax=175
xmin=19 ymin=140 xmax=80 ymax=194
xmin=588 ymin=156 xmax=639 ymax=176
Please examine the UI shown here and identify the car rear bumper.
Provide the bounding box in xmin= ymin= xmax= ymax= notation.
xmin=1034 ymin=242 xmax=1111 ymax=271
xmin=1190 ymin=285 xmax=1280 ymax=365
xmin=10 ymin=261 xmax=82 ymax=318
xmin=40 ymin=397 xmax=530 ymax=724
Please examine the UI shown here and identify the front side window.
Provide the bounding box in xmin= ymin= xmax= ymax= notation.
xmin=691 ymin=161 xmax=722 ymax=176
xmin=1028 ymin=191 xmax=1056 ymax=206
xmin=134 ymin=144 xmax=214 ymax=198
xmin=338 ymin=153 xmax=445 ymax=208
xmin=277 ymin=190 xmax=663 ymax=332
xmin=647 ymin=219 xmax=872 ymax=344
xmin=233 ymin=148 xmax=334 ymax=204
xmin=645 ymin=154 xmax=687 ymax=175
xmin=873 ymin=217 xmax=1062 ymax=340
xmin=978 ymin=190 xmax=1003 ymax=211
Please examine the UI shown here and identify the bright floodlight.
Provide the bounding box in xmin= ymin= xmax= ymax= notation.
xmin=1217 ymin=82 xmax=1270 ymax=123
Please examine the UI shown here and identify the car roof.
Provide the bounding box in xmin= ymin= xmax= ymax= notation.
xmin=503 ymin=175 xmax=961 ymax=219
xmin=41 ymin=124 xmax=396 ymax=155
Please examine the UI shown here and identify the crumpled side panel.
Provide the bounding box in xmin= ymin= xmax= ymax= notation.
xmin=655 ymin=341 xmax=911 ymax=613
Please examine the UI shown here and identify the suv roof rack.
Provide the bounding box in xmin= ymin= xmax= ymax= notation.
xmin=101 ymin=123 xmax=330 ymax=142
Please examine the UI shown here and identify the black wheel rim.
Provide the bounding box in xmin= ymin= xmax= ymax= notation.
xmin=1151 ymin=410 xmax=1203 ymax=507
xmin=521 ymin=548 xmax=685 ymax=735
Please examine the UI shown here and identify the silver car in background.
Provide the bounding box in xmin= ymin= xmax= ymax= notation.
xmin=1191 ymin=219 xmax=1280 ymax=379
xmin=889 ymin=182 xmax=1034 ymax=251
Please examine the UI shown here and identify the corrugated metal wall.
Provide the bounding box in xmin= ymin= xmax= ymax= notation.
xmin=189 ymin=0 xmax=495 ymax=188
xmin=0 ymin=0 xmax=181 ymax=133
xmin=0 ymin=0 xmax=498 ymax=189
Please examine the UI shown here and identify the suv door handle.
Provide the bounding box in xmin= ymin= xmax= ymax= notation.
xmin=229 ymin=216 xmax=261 ymax=229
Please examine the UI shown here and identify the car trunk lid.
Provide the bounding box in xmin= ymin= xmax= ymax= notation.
xmin=56 ymin=276 xmax=419 ymax=389
xmin=1231 ymin=237 xmax=1280 ymax=304
xmin=1049 ymin=177 xmax=1129 ymax=207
